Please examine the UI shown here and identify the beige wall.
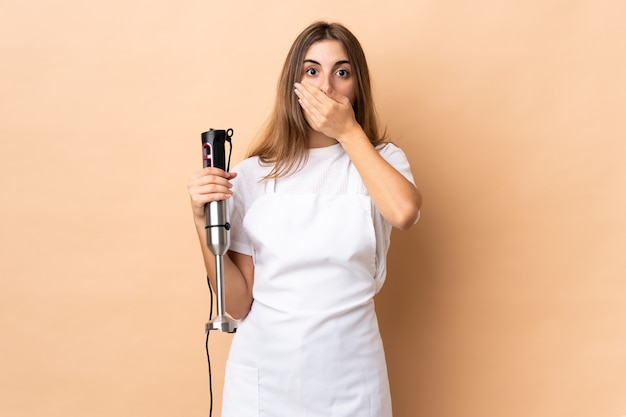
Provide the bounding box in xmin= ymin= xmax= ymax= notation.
xmin=1 ymin=1 xmax=625 ymax=416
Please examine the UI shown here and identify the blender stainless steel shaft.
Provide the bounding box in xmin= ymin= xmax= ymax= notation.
xmin=202 ymin=128 xmax=237 ymax=333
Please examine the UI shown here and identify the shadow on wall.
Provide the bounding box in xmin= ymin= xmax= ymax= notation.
xmin=376 ymin=215 xmax=440 ymax=415
xmin=372 ymin=46 xmax=445 ymax=415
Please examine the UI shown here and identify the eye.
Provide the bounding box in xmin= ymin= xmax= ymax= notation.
xmin=305 ymin=67 xmax=318 ymax=76
xmin=336 ymin=68 xmax=350 ymax=78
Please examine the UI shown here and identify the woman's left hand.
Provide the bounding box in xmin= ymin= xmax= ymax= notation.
xmin=294 ymin=82 xmax=360 ymax=141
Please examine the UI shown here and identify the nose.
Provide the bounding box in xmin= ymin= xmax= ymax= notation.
xmin=318 ymin=75 xmax=333 ymax=95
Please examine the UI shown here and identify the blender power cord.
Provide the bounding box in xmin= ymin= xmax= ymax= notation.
xmin=205 ymin=275 xmax=214 ymax=417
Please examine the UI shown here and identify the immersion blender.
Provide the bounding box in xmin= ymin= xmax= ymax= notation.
xmin=202 ymin=128 xmax=237 ymax=333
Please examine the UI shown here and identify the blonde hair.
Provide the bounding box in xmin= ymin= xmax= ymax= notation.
xmin=248 ymin=21 xmax=387 ymax=178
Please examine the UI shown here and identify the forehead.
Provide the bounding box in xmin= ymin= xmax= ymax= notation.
xmin=304 ymin=40 xmax=349 ymax=61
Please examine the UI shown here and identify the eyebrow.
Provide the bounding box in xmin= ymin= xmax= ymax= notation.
xmin=303 ymin=59 xmax=351 ymax=66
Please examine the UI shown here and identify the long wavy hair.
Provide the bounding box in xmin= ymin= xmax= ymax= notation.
xmin=248 ymin=21 xmax=388 ymax=178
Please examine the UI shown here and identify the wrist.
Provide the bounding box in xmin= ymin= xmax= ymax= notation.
xmin=337 ymin=123 xmax=368 ymax=148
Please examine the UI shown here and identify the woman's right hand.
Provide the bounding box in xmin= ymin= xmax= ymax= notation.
xmin=187 ymin=167 xmax=237 ymax=222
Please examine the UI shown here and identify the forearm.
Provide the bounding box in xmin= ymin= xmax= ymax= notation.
xmin=194 ymin=217 xmax=253 ymax=320
xmin=339 ymin=128 xmax=422 ymax=230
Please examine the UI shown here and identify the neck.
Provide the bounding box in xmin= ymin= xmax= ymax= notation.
xmin=308 ymin=131 xmax=338 ymax=148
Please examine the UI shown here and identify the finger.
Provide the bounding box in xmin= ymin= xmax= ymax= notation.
xmin=323 ymin=88 xmax=350 ymax=106
xmin=293 ymin=84 xmax=311 ymax=109
xmin=295 ymin=95 xmax=321 ymax=130
xmin=295 ymin=82 xmax=328 ymax=107
xmin=189 ymin=172 xmax=232 ymax=187
xmin=294 ymin=91 xmax=317 ymax=126
xmin=192 ymin=169 xmax=237 ymax=186
xmin=193 ymin=186 xmax=233 ymax=200
xmin=188 ymin=175 xmax=236 ymax=198
xmin=294 ymin=84 xmax=327 ymax=120
xmin=201 ymin=167 xmax=233 ymax=177
xmin=190 ymin=167 xmax=225 ymax=183
xmin=189 ymin=183 xmax=233 ymax=204
xmin=299 ymin=82 xmax=348 ymax=107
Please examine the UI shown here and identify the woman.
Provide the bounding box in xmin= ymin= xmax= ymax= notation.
xmin=188 ymin=21 xmax=421 ymax=417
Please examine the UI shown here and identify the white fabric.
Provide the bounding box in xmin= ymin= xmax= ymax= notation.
xmin=221 ymin=142 xmax=415 ymax=417
xmin=229 ymin=142 xmax=416 ymax=292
